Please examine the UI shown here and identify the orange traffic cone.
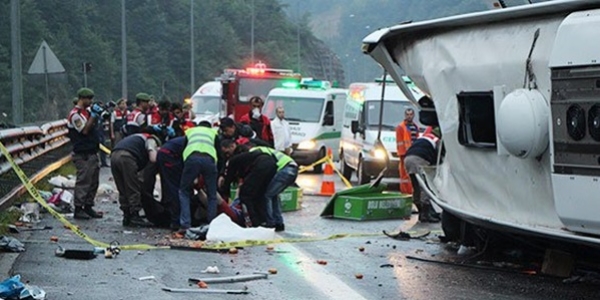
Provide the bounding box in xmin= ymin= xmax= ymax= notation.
xmin=320 ymin=148 xmax=335 ymax=196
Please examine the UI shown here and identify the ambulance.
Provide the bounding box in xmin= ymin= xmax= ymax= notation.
xmin=339 ymin=77 xmax=422 ymax=184
xmin=264 ymin=80 xmax=348 ymax=173
xmin=191 ymin=81 xmax=224 ymax=125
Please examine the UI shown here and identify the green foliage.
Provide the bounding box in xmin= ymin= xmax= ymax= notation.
xmin=279 ymin=0 xmax=499 ymax=84
xmin=1 ymin=0 xmax=316 ymax=124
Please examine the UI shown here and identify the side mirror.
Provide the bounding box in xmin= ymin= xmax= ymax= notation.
xmin=351 ymin=120 xmax=360 ymax=134
xmin=323 ymin=114 xmax=334 ymax=126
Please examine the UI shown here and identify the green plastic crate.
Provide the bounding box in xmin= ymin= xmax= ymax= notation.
xmin=230 ymin=187 xmax=303 ymax=212
xmin=332 ymin=191 xmax=412 ymax=221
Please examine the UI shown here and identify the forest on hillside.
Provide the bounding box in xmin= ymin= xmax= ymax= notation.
xmin=280 ymin=0 xmax=551 ymax=84
xmin=0 ymin=0 xmax=331 ymax=124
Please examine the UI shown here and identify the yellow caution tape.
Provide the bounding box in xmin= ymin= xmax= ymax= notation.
xmin=325 ymin=158 xmax=352 ymax=188
xmin=298 ymin=156 xmax=329 ymax=174
xmin=99 ymin=144 xmax=111 ymax=155
xmin=0 ymin=141 xmax=166 ymax=251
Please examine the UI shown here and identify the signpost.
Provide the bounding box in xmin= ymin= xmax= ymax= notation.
xmin=27 ymin=40 xmax=65 ymax=102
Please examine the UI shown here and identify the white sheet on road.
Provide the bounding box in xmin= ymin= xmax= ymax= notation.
xmin=206 ymin=214 xmax=275 ymax=243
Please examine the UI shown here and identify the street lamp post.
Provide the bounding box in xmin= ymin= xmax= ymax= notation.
xmin=121 ymin=0 xmax=127 ymax=99
xmin=190 ymin=0 xmax=195 ymax=94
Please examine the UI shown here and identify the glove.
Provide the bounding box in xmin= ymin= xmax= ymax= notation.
xmin=166 ymin=126 xmax=176 ymax=137
xmin=151 ymin=125 xmax=163 ymax=133
xmin=91 ymin=103 xmax=104 ymax=115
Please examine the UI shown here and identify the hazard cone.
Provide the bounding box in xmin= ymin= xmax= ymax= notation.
xmin=320 ymin=148 xmax=335 ymax=196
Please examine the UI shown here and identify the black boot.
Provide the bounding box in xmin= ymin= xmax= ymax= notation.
xmin=419 ymin=204 xmax=440 ymax=223
xmin=122 ymin=211 xmax=131 ymax=226
xmin=127 ymin=213 xmax=153 ymax=227
xmin=83 ymin=206 xmax=103 ymax=218
xmin=74 ymin=207 xmax=91 ymax=220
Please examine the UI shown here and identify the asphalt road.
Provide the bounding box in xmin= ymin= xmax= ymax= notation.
xmin=9 ymin=169 xmax=600 ymax=299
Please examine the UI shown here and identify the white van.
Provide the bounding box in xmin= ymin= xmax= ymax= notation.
xmin=191 ymin=81 xmax=225 ymax=125
xmin=339 ymin=78 xmax=421 ymax=184
xmin=264 ymin=80 xmax=347 ymax=173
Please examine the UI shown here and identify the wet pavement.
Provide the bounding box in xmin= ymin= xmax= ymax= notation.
xmin=8 ymin=169 xmax=600 ymax=299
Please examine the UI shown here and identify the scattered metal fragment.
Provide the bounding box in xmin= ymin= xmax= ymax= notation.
xmin=188 ymin=273 xmax=268 ymax=284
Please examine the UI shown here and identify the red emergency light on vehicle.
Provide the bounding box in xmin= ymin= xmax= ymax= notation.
xmin=220 ymin=62 xmax=301 ymax=122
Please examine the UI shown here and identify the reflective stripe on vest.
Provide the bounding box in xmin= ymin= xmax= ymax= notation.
xmin=183 ymin=127 xmax=217 ymax=161
xmin=250 ymin=146 xmax=294 ymax=171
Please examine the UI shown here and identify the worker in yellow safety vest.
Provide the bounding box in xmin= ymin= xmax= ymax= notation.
xmin=178 ymin=121 xmax=219 ymax=232
xmin=395 ymin=108 xmax=420 ymax=194
xmin=250 ymin=146 xmax=298 ymax=231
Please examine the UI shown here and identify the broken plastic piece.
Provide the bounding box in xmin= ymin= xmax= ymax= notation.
xmin=55 ymin=246 xmax=96 ymax=260
xmin=200 ymin=266 xmax=220 ymax=274
xmin=138 ymin=276 xmax=156 ymax=281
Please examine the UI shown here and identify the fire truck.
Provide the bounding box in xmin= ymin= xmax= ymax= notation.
xmin=219 ymin=62 xmax=302 ymax=122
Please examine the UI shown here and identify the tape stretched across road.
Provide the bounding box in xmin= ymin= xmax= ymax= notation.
xmin=298 ymin=156 xmax=353 ymax=189
xmin=0 ymin=141 xmax=396 ymax=251
xmin=0 ymin=141 xmax=164 ymax=251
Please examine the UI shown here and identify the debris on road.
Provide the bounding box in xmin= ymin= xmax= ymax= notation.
xmin=189 ymin=273 xmax=268 ymax=284
xmin=55 ymin=246 xmax=96 ymax=260
xmin=268 ymin=268 xmax=277 ymax=274
xmin=317 ymin=260 xmax=327 ymax=265
xmin=201 ymin=266 xmax=220 ymax=274
xmin=228 ymin=248 xmax=239 ymax=254
xmin=197 ymin=281 xmax=208 ymax=288
xmin=355 ymin=274 xmax=364 ymax=279
xmin=138 ymin=276 xmax=156 ymax=281
xmin=0 ymin=236 xmax=25 ymax=252
xmin=358 ymin=246 xmax=365 ymax=252
xmin=161 ymin=286 xmax=249 ymax=294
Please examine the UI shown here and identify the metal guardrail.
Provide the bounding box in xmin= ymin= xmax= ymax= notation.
xmin=0 ymin=119 xmax=72 ymax=210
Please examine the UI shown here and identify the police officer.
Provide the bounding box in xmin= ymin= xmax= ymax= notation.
xmin=123 ymin=93 xmax=151 ymax=136
xmin=67 ymin=88 xmax=104 ymax=220
xmin=111 ymin=98 xmax=129 ymax=145
xmin=111 ymin=133 xmax=161 ymax=227
xmin=179 ymin=122 xmax=219 ymax=231
xmin=250 ymin=146 xmax=298 ymax=231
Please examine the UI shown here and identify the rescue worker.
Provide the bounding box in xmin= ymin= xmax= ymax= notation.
xmin=156 ymin=136 xmax=186 ymax=230
xmin=178 ymin=122 xmax=219 ymax=231
xmin=219 ymin=140 xmax=277 ymax=227
xmin=110 ymin=98 xmax=129 ymax=145
xmin=395 ymin=108 xmax=420 ymax=194
xmin=239 ymin=96 xmax=274 ymax=147
xmin=182 ymin=103 xmax=196 ymax=122
xmin=110 ymin=133 xmax=161 ymax=227
xmin=404 ymin=127 xmax=442 ymax=223
xmin=250 ymin=146 xmax=298 ymax=231
xmin=67 ymin=88 xmax=104 ymax=220
xmin=170 ymin=103 xmax=193 ymax=136
xmin=123 ymin=93 xmax=151 ymax=136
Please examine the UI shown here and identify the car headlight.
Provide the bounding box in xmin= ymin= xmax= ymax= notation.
xmin=297 ymin=140 xmax=316 ymax=150
xmin=371 ymin=148 xmax=387 ymax=160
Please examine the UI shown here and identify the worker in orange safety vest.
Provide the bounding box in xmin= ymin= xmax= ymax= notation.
xmin=395 ymin=108 xmax=420 ymax=194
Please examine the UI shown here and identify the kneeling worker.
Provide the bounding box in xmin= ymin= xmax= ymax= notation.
xmin=111 ymin=133 xmax=161 ymax=227
xmin=250 ymin=146 xmax=298 ymax=231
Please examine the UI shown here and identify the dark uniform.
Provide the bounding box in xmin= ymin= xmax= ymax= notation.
xmin=156 ymin=137 xmax=187 ymax=229
xmin=111 ymin=133 xmax=160 ymax=227
xmin=220 ymin=151 xmax=277 ymax=227
xmin=67 ymin=88 xmax=103 ymax=220
xmin=404 ymin=128 xmax=443 ymax=223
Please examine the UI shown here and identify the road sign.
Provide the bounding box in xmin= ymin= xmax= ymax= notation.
xmin=28 ymin=40 xmax=65 ymax=74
